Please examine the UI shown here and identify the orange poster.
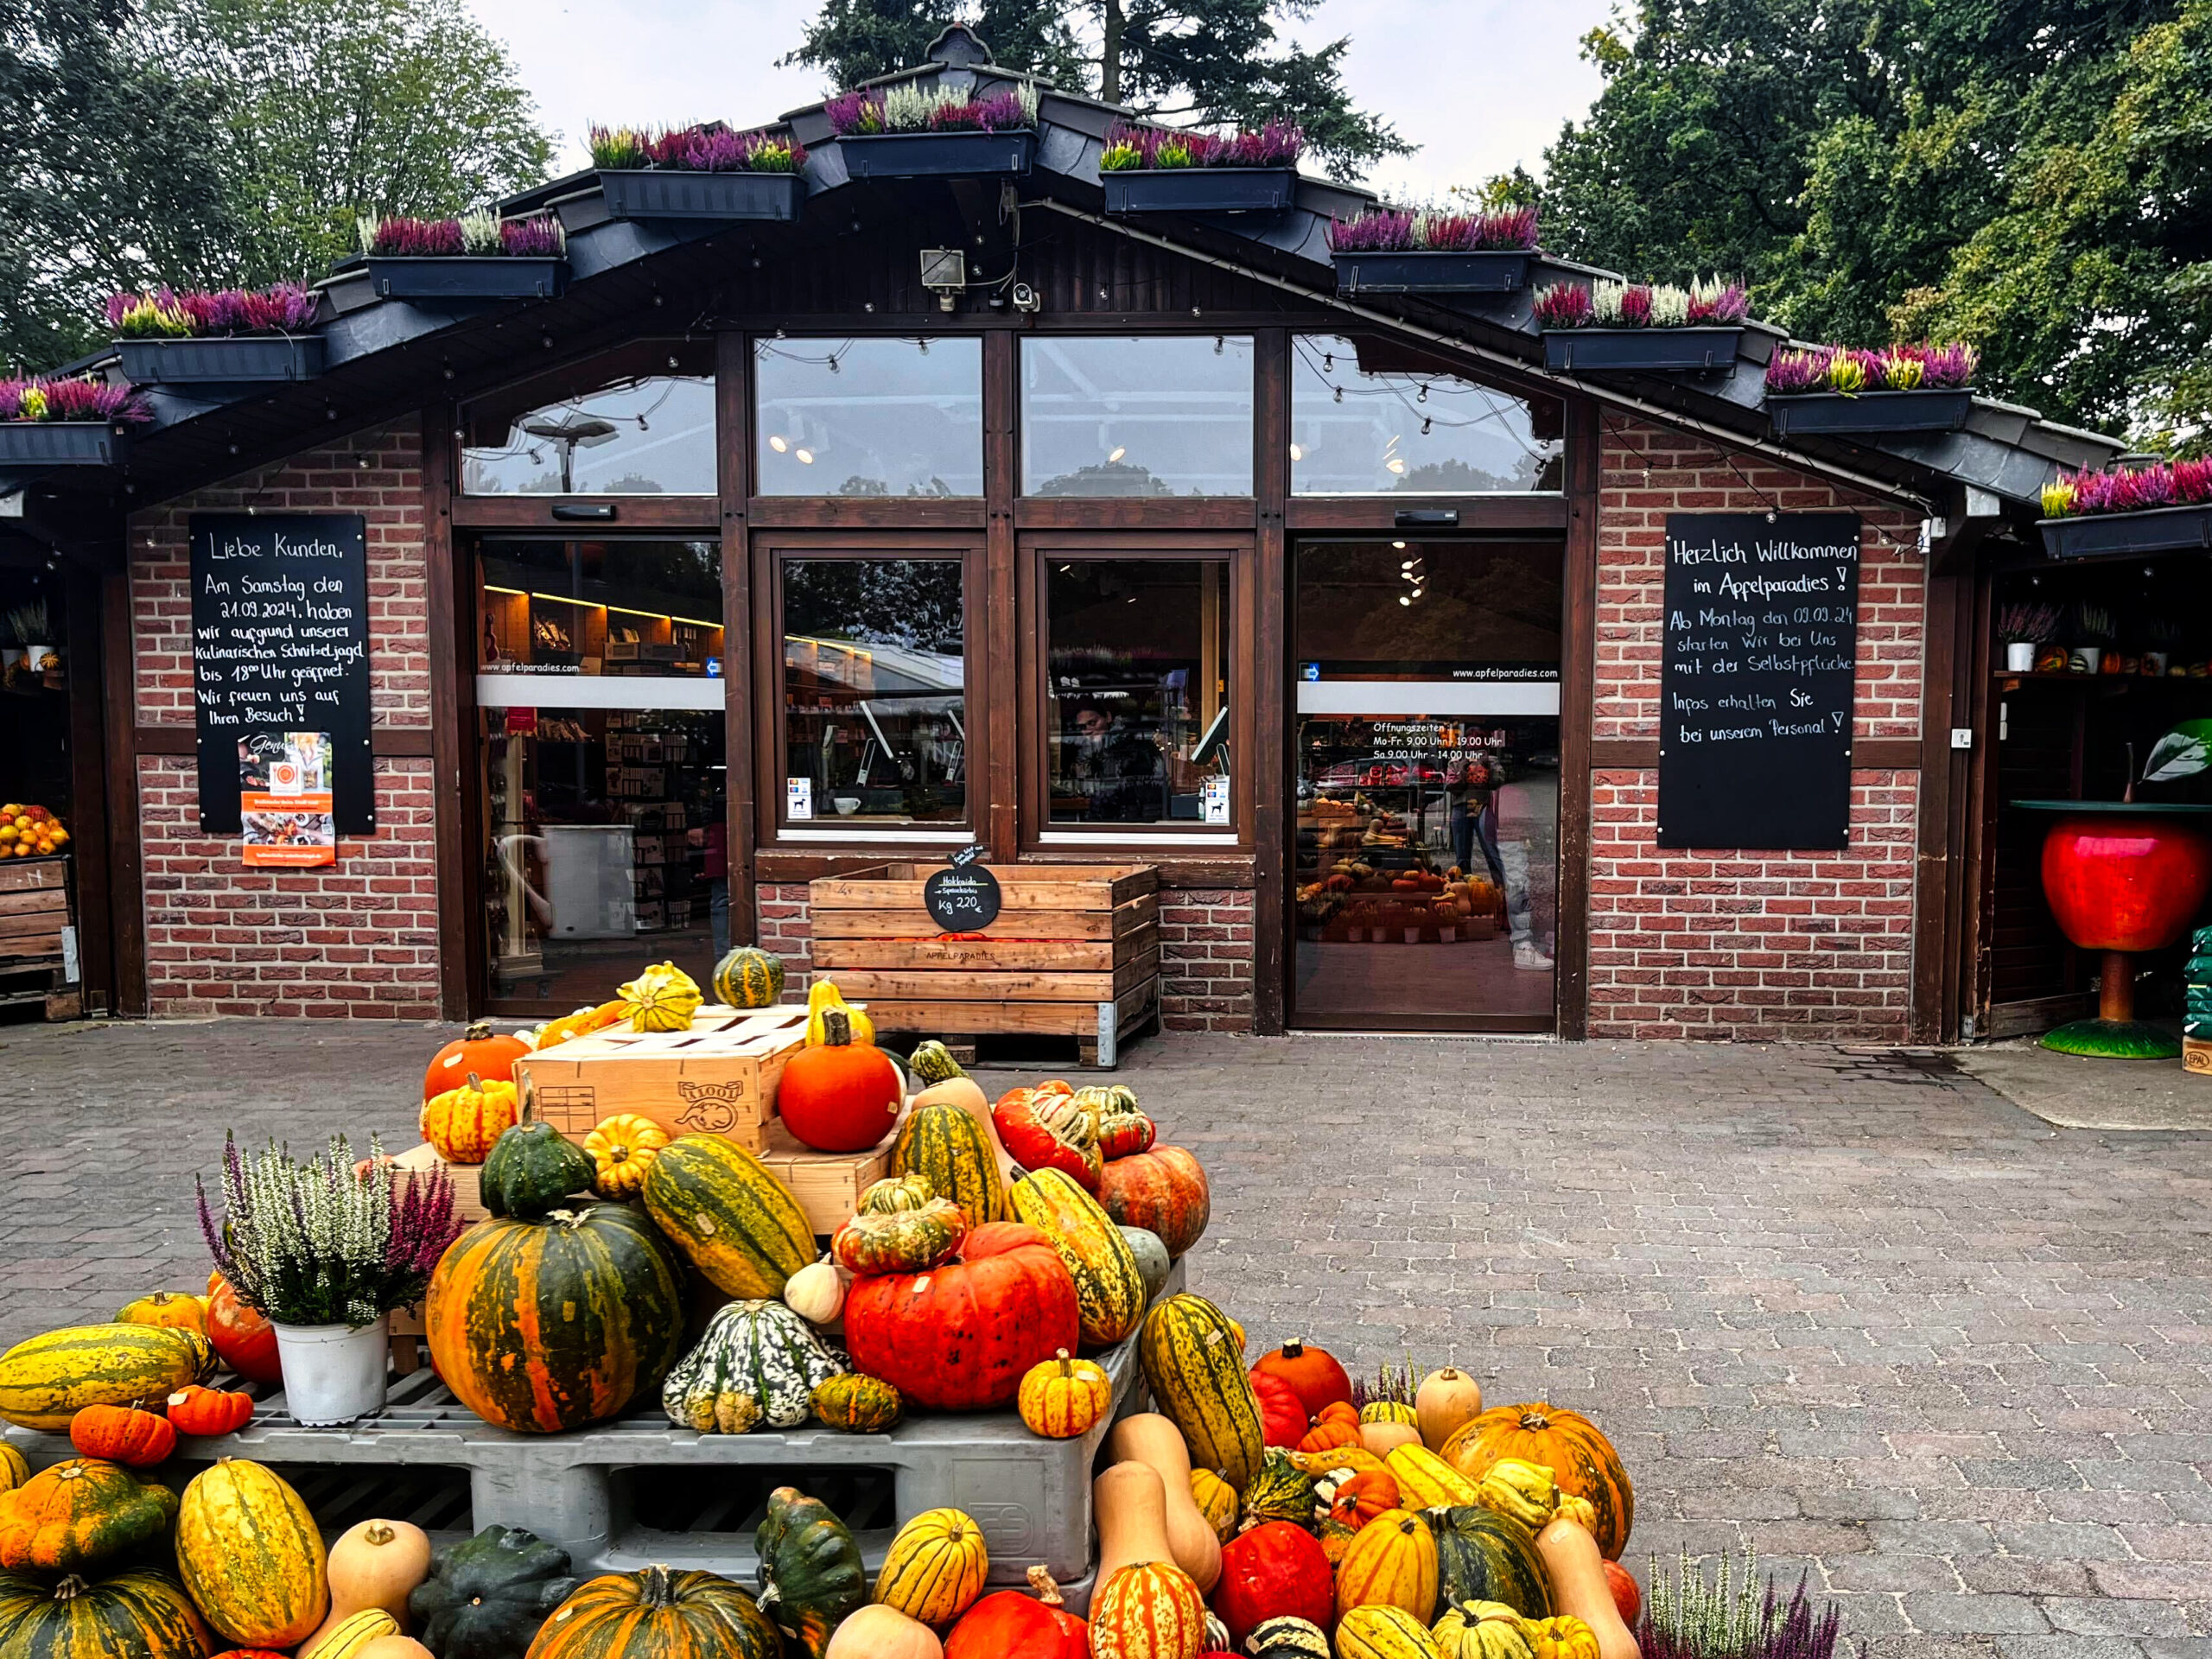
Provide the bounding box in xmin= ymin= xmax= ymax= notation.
xmin=239 ymin=732 xmax=336 ymax=868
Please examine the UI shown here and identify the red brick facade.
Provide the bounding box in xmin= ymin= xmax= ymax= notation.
xmin=1586 ymin=419 xmax=1924 ymax=1041
xmin=128 ymin=422 xmax=442 ymax=1019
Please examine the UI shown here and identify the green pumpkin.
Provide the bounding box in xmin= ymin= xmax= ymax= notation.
xmin=753 ymin=1487 xmax=865 ymax=1659
xmin=409 ymin=1527 xmax=578 ymax=1659
xmin=856 ymin=1173 xmax=935 ymax=1216
xmin=1239 ymin=1450 xmax=1316 ymax=1528
xmin=0 ymin=1569 xmax=211 ymax=1659
xmin=1119 ymin=1225 xmax=1171 ymax=1304
xmin=810 ymin=1373 xmax=901 ymax=1433
xmin=904 ymin=1039 xmax=967 ymax=1084
xmin=1246 ymin=1616 xmax=1332 ymax=1659
xmin=1431 ymin=1505 xmax=1554 ymax=1621
xmin=713 ymin=947 xmax=786 ymax=1010
xmin=480 ymin=1123 xmax=597 ymax=1219
xmin=662 ymin=1300 xmax=838 ymax=1434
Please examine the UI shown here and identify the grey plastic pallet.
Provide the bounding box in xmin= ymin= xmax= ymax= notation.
xmin=3 ymin=1262 xmax=1178 ymax=1603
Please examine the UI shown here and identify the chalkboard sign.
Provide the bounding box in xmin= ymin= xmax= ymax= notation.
xmin=1657 ymin=512 xmax=1861 ymax=849
xmin=924 ymin=848 xmax=1001 ymax=931
xmin=190 ymin=513 xmax=374 ymax=836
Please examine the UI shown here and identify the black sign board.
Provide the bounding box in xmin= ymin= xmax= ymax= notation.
xmin=924 ymin=847 xmax=1001 ymax=932
xmin=189 ymin=513 xmax=374 ymax=835
xmin=1658 ymin=512 xmax=1861 ymax=849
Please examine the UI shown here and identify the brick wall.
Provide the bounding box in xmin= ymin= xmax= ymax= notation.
xmin=756 ymin=883 xmax=815 ymax=989
xmin=1588 ymin=417 xmax=1924 ymax=1040
xmin=130 ymin=421 xmax=441 ymax=1018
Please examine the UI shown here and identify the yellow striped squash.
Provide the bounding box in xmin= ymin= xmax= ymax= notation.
xmin=1088 ymin=1561 xmax=1208 ymax=1659
xmin=1336 ymin=1510 xmax=1439 ymax=1624
xmin=1432 ymin=1601 xmax=1540 ymax=1659
xmin=1338 ymin=1604 xmax=1448 ymax=1659
xmin=641 ymin=1135 xmax=815 ymax=1300
xmin=1136 ymin=1294 xmax=1264 ymax=1493
xmin=175 ymin=1459 xmax=328 ymax=1648
xmin=1008 ymin=1167 xmax=1146 ymax=1348
xmin=1363 ymin=1401 xmax=1419 ymax=1426
xmin=302 ymin=1608 xmax=399 ymax=1659
xmin=1189 ymin=1467 xmax=1237 ymax=1541
xmin=873 ymin=1508 xmax=988 ymax=1627
xmin=0 ymin=1444 xmax=28 ymax=1493
xmin=0 ymin=1568 xmax=213 ymax=1659
xmin=0 ymin=1325 xmax=213 ymax=1433
xmin=888 ymin=1103 xmax=1007 ymax=1226
xmin=1388 ymin=1442 xmax=1481 ymax=1509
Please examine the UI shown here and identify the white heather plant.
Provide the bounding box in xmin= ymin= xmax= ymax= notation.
xmin=460 ymin=211 xmax=503 ymax=256
xmin=1649 ymin=284 xmax=1691 ymax=327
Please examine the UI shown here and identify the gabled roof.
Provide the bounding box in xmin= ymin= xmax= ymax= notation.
xmin=7 ymin=27 xmax=2126 ymax=528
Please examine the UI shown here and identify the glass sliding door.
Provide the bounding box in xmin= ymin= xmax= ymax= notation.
xmin=1291 ymin=538 xmax=1563 ymax=1030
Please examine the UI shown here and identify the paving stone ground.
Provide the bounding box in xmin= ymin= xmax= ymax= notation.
xmin=3 ymin=1019 xmax=2209 ymax=1656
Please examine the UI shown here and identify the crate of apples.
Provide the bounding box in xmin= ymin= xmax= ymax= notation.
xmin=0 ymin=804 xmax=69 ymax=857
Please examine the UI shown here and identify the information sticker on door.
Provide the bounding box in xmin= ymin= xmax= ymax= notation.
xmin=1202 ymin=774 xmax=1230 ymax=825
xmin=786 ymin=778 xmax=813 ymax=821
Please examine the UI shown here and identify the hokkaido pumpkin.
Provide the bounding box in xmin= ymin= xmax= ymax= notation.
xmin=1251 ymin=1339 xmax=1351 ymax=1418
xmin=1603 ymin=1561 xmax=1640 ymax=1628
xmin=943 ymin=1566 xmax=1087 ymax=1659
xmin=165 ymin=1387 xmax=252 ymax=1438
xmin=1331 ymin=1469 xmax=1402 ymax=1529
xmin=1103 ymin=1414 xmax=1220 ymax=1593
xmin=874 ymin=1510 xmax=988 ymax=1627
xmin=0 ymin=1568 xmax=212 ymax=1659
xmin=113 ymin=1292 xmax=206 ymax=1335
xmin=326 ymin=1521 xmax=432 ymax=1630
xmin=1018 ymin=1349 xmax=1110 ymax=1440
xmin=1138 ymin=1294 xmax=1265 ymax=1492
xmin=419 ymin=1073 xmax=517 ymax=1166
xmin=1087 ymin=1561 xmax=1206 ymax=1659
xmin=67 ymin=1405 xmax=175 ymax=1468
xmin=1335 ymin=1510 xmax=1439 ymax=1624
xmin=525 ymin=1566 xmax=778 ymax=1659
xmin=1211 ymin=1522 xmax=1332 ymax=1649
xmin=1444 ymin=1407 xmax=1633 ymax=1562
xmin=1007 ymin=1167 xmax=1147 ymax=1349
xmin=778 ymin=1010 xmax=903 ymax=1153
xmin=175 ymin=1459 xmax=327 ymax=1648
xmin=1095 ymin=1146 xmax=1210 ymax=1259
xmin=891 ymin=1103 xmax=1008 ymax=1227
xmin=1249 ymin=1368 xmax=1305 ymax=1449
xmin=423 ymin=1021 xmax=531 ymax=1103
xmin=0 ymin=1460 xmax=176 ymax=1573
xmin=1299 ymin=1419 xmax=1362 ymax=1455
xmin=1531 ymin=1519 xmax=1637 ymax=1659
xmin=204 ymin=1275 xmax=282 ymax=1385
xmin=842 ymin=1222 xmax=1078 ymax=1410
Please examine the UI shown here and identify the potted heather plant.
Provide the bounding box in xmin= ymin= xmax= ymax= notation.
xmin=1997 ymin=600 xmax=2061 ymax=674
xmin=339 ymin=211 xmax=566 ymax=302
xmin=1098 ymin=118 xmax=1304 ymax=215
xmin=108 ymin=284 xmax=324 ymax=385
xmin=827 ymin=79 xmax=1040 ymax=178
xmin=0 ymin=375 xmax=149 ymax=467
xmin=1764 ymin=341 xmax=1979 ymax=434
xmin=1328 ymin=204 xmax=1541 ymax=293
xmin=2039 ymin=457 xmax=2212 ymax=559
xmin=1535 ymin=276 xmax=1750 ymax=372
xmin=577 ymin=123 xmax=808 ymax=226
xmin=1640 ymin=1548 xmax=1848 ymax=1659
xmin=199 ymin=1133 xmax=460 ymax=1424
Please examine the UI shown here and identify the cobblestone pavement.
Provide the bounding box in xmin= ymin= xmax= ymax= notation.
xmin=4 ymin=1020 xmax=2209 ymax=1656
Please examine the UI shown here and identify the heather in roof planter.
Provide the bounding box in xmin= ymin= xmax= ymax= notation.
xmin=2040 ymin=459 xmax=2212 ymax=558
xmin=584 ymin=124 xmax=808 ymax=220
xmin=108 ymin=284 xmax=324 ymax=384
xmin=828 ymin=81 xmax=1039 ymax=177
xmin=1537 ymin=277 xmax=1748 ymax=371
xmin=1329 ymin=205 xmax=1539 ymax=293
xmin=1100 ymin=119 xmax=1303 ymax=214
xmin=344 ymin=212 xmax=566 ymax=300
xmin=0 ymin=376 xmax=148 ymax=466
xmin=1765 ymin=342 xmax=1978 ymax=434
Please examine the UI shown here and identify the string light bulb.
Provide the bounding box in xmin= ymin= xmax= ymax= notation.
xmin=1333 ymin=385 xmax=1343 ymax=404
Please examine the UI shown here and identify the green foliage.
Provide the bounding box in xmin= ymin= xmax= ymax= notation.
xmin=783 ymin=0 xmax=1409 ymax=179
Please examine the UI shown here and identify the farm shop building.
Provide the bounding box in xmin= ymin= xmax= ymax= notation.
xmin=0 ymin=29 xmax=2146 ymax=1045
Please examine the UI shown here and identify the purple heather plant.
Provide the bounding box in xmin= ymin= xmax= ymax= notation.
xmin=589 ymin=123 xmax=806 ymax=174
xmin=1098 ymin=118 xmax=1304 ymax=171
xmin=1533 ymin=283 xmax=1595 ymax=327
xmin=358 ymin=213 xmax=562 ymax=258
xmin=499 ymin=215 xmax=564 ymax=257
xmin=108 ymin=284 xmax=318 ymax=339
xmin=1 ymin=375 xmax=151 ymax=424
xmin=1641 ymin=1551 xmax=1852 ymax=1659
xmin=2044 ymin=457 xmax=2212 ymax=518
xmin=827 ymin=79 xmax=1040 ymax=137
xmin=365 ymin=215 xmax=467 ymax=257
xmin=1768 ymin=341 xmax=1979 ymax=395
xmin=1328 ymin=204 xmax=1541 ymax=254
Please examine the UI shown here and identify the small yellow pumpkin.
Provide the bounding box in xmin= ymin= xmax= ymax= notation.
xmin=1017 ymin=1349 xmax=1111 ymax=1440
xmin=804 ymin=979 xmax=874 ymax=1046
xmin=618 ymin=961 xmax=702 ymax=1032
xmin=1188 ymin=1467 xmax=1237 ymax=1541
xmin=1433 ymin=1600 xmax=1539 ymax=1659
xmin=1336 ymin=1509 xmax=1439 ymax=1624
xmin=1338 ymin=1604 xmax=1446 ymax=1659
xmin=114 ymin=1292 xmax=207 ymax=1334
xmin=584 ymin=1113 xmax=670 ymax=1198
xmin=875 ymin=1508 xmax=987 ymax=1626
xmin=1522 ymin=1616 xmax=1602 ymax=1659
xmin=419 ymin=1072 xmax=518 ymax=1165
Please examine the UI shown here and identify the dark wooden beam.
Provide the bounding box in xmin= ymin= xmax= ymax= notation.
xmin=1587 ymin=737 xmax=1923 ymax=771
xmin=421 ymin=404 xmax=473 ymax=1020
xmin=64 ymin=560 xmax=114 ymax=1014
xmin=1251 ymin=329 xmax=1289 ymax=1035
xmin=99 ymin=569 xmax=147 ymax=1016
xmin=717 ymin=331 xmax=758 ymax=945
xmin=1285 ymin=496 xmax=1570 ymax=533
xmin=131 ymin=725 xmax=433 ymax=758
xmin=983 ymin=330 xmax=1020 ymax=865
xmin=1554 ymin=396 xmax=1600 ymax=1040
xmin=1014 ymin=498 xmax=1255 ymax=531
xmin=449 ymin=495 xmax=719 ymax=531
xmin=749 ymin=498 xmax=988 ymax=531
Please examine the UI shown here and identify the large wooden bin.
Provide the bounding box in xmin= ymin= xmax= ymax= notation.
xmin=808 ymin=863 xmax=1160 ymax=1067
xmin=0 ymin=856 xmax=78 ymax=1020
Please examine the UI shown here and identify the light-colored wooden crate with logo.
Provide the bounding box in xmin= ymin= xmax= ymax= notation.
xmin=513 ymin=1005 xmax=814 ymax=1150
xmin=807 ymin=863 xmax=1160 ymax=1067
xmin=758 ymin=1119 xmax=898 ymax=1236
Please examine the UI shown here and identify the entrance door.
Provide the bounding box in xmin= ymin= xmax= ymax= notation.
xmin=1289 ymin=538 xmax=1563 ymax=1031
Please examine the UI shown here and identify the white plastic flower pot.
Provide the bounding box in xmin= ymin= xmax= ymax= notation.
xmin=2005 ymin=641 xmax=2037 ymax=672
xmin=273 ymin=1317 xmax=388 ymax=1424
xmin=2070 ymin=646 xmax=2102 ymax=675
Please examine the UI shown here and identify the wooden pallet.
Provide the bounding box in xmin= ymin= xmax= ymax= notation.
xmin=0 ymin=858 xmax=75 ymax=1020
xmin=809 ymin=864 xmax=1160 ymax=1068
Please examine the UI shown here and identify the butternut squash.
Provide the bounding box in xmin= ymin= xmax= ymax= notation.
xmin=1093 ymin=1459 xmax=1175 ymax=1587
xmin=911 ymin=1077 xmax=1013 ymax=1183
xmin=1535 ymin=1517 xmax=1638 ymax=1659
xmin=1360 ymin=1420 xmax=1423 ymax=1457
xmin=1416 ymin=1366 xmax=1484 ymax=1452
xmin=824 ymin=1603 xmax=943 ymax=1659
xmin=357 ymin=1640 xmax=435 ymax=1659
xmin=1105 ymin=1413 xmax=1223 ymax=1593
xmin=326 ymin=1520 xmax=431 ymax=1631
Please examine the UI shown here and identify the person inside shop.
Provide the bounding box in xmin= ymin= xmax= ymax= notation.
xmin=1446 ymin=747 xmax=1550 ymax=972
xmin=1063 ymin=696 xmax=1164 ymax=821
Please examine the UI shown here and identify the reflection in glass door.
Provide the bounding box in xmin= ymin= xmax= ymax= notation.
xmin=1291 ymin=540 xmax=1562 ymax=1030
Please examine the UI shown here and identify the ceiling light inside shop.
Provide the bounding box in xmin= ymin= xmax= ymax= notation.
xmin=1399 ymin=594 xmax=1412 ymax=606
xmin=1386 ymin=458 xmax=1407 ymax=474
xmin=796 ymin=448 xmax=815 ymax=464
xmin=1289 ymin=443 xmax=1304 ymax=461
xmin=769 ymin=435 xmax=788 ymax=453
xmin=1108 ymin=447 xmax=1126 ymax=463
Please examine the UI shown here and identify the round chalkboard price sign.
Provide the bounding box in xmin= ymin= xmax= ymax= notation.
xmin=924 ymin=859 xmax=1001 ymax=932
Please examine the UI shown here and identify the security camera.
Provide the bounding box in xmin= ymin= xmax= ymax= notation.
xmin=1011 ymin=281 xmax=1041 ymax=314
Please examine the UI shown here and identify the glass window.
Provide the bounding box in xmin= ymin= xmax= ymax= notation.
xmin=754 ymin=338 xmax=982 ymax=496
xmin=462 ymin=344 xmax=715 ymax=495
xmin=479 ymin=540 xmax=724 ymax=681
xmin=1292 ymin=334 xmax=1562 ymax=493
xmin=1046 ymin=559 xmax=1231 ymax=827
xmin=783 ymin=559 xmax=967 ymax=826
xmin=1022 ymin=336 xmax=1255 ymax=497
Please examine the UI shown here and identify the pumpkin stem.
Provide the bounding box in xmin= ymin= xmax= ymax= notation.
xmin=636 ymin=1564 xmax=677 ymax=1607
xmin=1026 ymin=1565 xmax=1064 ymax=1606
xmin=365 ymin=1522 xmax=395 ymax=1547
xmin=1055 ymin=1348 xmax=1072 ymax=1377
xmin=1520 ymin=1409 xmax=1550 ymax=1430
xmin=465 ymin=1020 xmax=493 ymax=1039
xmin=823 ymin=1007 xmax=851 ymax=1047
xmin=1283 ymin=1339 xmax=1304 ymax=1358
xmin=50 ymin=1577 xmax=86 ymax=1603
xmin=467 ymin=1071 xmax=483 ymax=1091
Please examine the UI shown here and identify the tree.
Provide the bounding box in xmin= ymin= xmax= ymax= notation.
xmin=0 ymin=0 xmax=235 ymax=370
xmin=782 ymin=0 xmax=1410 ymax=179
xmin=147 ymin=0 xmax=554 ymax=288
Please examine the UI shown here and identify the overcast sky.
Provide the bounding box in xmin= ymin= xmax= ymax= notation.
xmin=459 ymin=0 xmax=1614 ymax=200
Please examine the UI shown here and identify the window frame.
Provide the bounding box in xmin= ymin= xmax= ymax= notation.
xmin=1021 ymin=534 xmax=1255 ymax=854
xmin=1016 ymin=333 xmax=1261 ymax=502
xmin=750 ymin=334 xmax=987 ymax=502
xmin=753 ymin=533 xmax=988 ymax=850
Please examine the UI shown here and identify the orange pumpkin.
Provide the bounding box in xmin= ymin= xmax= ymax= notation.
xmin=168 ymin=1387 xmax=254 ymax=1438
xmin=1253 ymin=1339 xmax=1351 ymax=1417
xmin=1298 ymin=1419 xmax=1361 ymax=1455
xmin=419 ymin=1072 xmax=518 ymax=1166
xmin=1328 ymin=1469 xmax=1402 ymax=1529
xmin=776 ymin=1008 xmax=904 ymax=1154
xmin=1316 ymin=1401 xmax=1360 ymax=1429
xmin=533 ymin=1001 xmax=626 ymax=1049
xmin=423 ymin=1021 xmax=531 ymax=1102
xmin=1444 ymin=1403 xmax=1635 ymax=1561
xmin=68 ymin=1404 xmax=176 ymax=1467
xmin=205 ymin=1274 xmax=282 ymax=1384
xmin=1087 ymin=1560 xmax=1207 ymax=1659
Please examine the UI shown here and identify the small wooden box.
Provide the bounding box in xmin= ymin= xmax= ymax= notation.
xmin=757 ymin=1120 xmax=898 ymax=1236
xmin=391 ymin=1141 xmax=490 ymax=1224
xmin=515 ymin=1005 xmax=812 ymax=1149
xmin=2184 ymin=1036 xmax=2212 ymax=1076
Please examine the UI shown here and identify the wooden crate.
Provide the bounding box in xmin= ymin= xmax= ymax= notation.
xmin=757 ymin=1119 xmax=897 ymax=1236
xmin=390 ymin=1141 xmax=490 ymax=1224
xmin=808 ymin=864 xmax=1160 ymax=1067
xmin=0 ymin=859 xmax=74 ymax=1020
xmin=515 ymin=1005 xmax=811 ymax=1150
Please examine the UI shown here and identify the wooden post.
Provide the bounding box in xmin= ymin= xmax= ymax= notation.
xmin=717 ymin=331 xmax=757 ymax=946
xmin=1554 ymin=393 xmax=1601 ymax=1041
xmin=983 ymin=328 xmax=1020 ymax=866
xmin=99 ymin=566 xmax=147 ymax=1016
xmin=422 ymin=404 xmax=474 ymax=1020
xmin=1251 ymin=328 xmax=1289 ymax=1035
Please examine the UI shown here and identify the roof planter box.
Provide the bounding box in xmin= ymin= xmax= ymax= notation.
xmin=342 ymin=257 xmax=566 ymax=302
xmin=1332 ymin=250 xmax=1532 ymax=295
xmin=2039 ymin=503 xmax=2212 ymax=560
xmin=0 ymin=423 xmax=125 ymax=467
xmin=1769 ymin=390 xmax=1973 ymax=435
xmin=116 ymin=335 xmax=325 ymax=385
xmin=1102 ymin=167 xmax=1298 ymax=215
xmin=1543 ymin=327 xmax=1744 ymax=372
xmin=591 ymin=168 xmax=806 ymax=222
xmin=837 ymin=129 xmax=1036 ymax=178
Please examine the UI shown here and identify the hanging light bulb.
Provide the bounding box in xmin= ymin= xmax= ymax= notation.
xmin=1288 ymin=443 xmax=1304 ymax=461
xmin=1399 ymin=594 xmax=1412 ymax=606
xmin=1323 ymin=352 xmax=1334 ymax=372
xmin=1333 ymin=385 xmax=1343 ymax=404
xmin=1417 ymin=384 xmax=1428 ymax=403
xmin=1421 ymin=416 xmax=1432 ymax=435
xmin=795 ymin=448 xmax=815 ymax=464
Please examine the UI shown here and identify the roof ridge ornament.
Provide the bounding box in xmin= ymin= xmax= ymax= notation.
xmin=925 ymin=24 xmax=994 ymax=67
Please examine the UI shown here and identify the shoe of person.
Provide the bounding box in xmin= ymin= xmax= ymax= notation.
xmin=1513 ymin=940 xmax=1554 ymax=970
